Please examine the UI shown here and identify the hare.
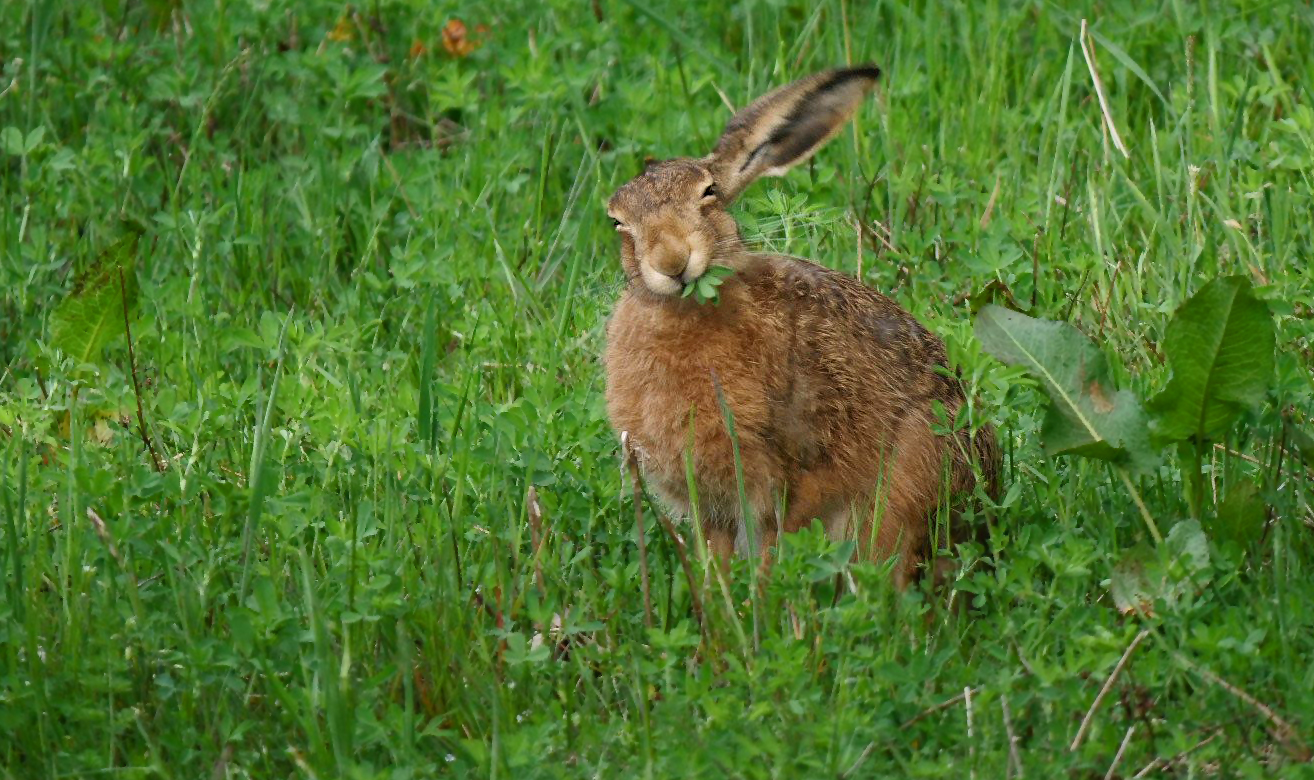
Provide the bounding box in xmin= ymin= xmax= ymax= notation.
xmin=604 ymin=66 xmax=999 ymax=588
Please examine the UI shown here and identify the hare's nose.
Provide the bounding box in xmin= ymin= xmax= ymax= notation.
xmin=649 ymin=250 xmax=689 ymax=279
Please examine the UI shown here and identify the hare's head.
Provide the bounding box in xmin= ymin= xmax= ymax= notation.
xmin=607 ymin=66 xmax=880 ymax=297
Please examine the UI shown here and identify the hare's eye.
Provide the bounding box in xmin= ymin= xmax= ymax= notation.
xmin=702 ymin=184 xmax=718 ymax=200
xmin=611 ymin=218 xmax=623 ymax=230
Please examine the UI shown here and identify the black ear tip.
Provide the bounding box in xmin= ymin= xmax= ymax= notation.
xmin=851 ymin=64 xmax=882 ymax=81
xmin=820 ymin=65 xmax=881 ymax=93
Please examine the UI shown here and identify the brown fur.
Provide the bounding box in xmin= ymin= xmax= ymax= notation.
xmin=603 ymin=67 xmax=999 ymax=587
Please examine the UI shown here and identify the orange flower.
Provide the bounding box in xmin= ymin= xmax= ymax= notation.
xmin=441 ymin=18 xmax=483 ymax=57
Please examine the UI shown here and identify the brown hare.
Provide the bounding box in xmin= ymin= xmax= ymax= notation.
xmin=604 ymin=66 xmax=999 ymax=588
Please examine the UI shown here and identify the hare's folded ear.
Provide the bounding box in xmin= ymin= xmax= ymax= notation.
xmin=704 ymin=66 xmax=880 ymax=203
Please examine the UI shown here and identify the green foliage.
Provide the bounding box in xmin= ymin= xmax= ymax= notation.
xmin=1288 ymin=419 xmax=1314 ymax=469
xmin=1111 ymin=519 xmax=1212 ymax=615
xmin=977 ymin=272 xmax=1282 ymax=537
xmin=46 ymin=234 xmax=139 ymax=372
xmin=0 ymin=125 xmax=44 ymax=156
xmin=975 ymin=304 xmax=1156 ymax=472
xmin=1149 ymin=275 xmax=1276 ymax=443
xmin=681 ymin=264 xmax=735 ymax=304
xmin=1214 ymin=481 xmax=1267 ymax=549
xmin=3 ymin=0 xmax=1314 ymax=777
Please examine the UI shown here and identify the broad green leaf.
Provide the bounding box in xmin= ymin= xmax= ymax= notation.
xmin=1110 ymin=541 xmax=1155 ymax=616
xmin=1110 ymin=519 xmax=1211 ymax=615
xmin=1164 ymin=518 xmax=1210 ymax=577
xmin=1149 ymin=276 xmax=1275 ymax=443
xmin=1286 ymin=420 xmax=1314 ymax=469
xmin=23 ymin=125 xmax=45 ymax=153
xmin=975 ymin=305 xmax=1156 ymax=472
xmin=48 ymin=234 xmax=140 ymax=371
xmin=0 ymin=126 xmax=21 ymax=155
xmin=1214 ymin=481 xmax=1266 ymax=549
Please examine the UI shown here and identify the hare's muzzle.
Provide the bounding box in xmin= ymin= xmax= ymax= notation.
xmin=646 ymin=234 xmax=691 ymax=279
xmin=638 ymin=235 xmax=707 ymax=296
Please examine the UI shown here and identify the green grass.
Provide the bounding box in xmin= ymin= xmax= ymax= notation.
xmin=3 ymin=0 xmax=1314 ymax=776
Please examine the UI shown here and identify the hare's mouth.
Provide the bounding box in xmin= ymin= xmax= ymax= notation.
xmin=640 ymin=249 xmax=711 ymax=297
xmin=639 ymin=265 xmax=687 ymax=296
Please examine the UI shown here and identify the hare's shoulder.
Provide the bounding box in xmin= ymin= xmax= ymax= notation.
xmin=748 ymin=255 xmax=937 ymax=352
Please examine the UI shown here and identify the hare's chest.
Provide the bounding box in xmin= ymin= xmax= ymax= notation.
xmin=603 ymin=304 xmax=782 ymax=483
xmin=603 ymin=320 xmax=726 ymax=440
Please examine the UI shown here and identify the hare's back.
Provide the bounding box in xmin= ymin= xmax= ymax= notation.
xmin=754 ymin=254 xmax=964 ymax=420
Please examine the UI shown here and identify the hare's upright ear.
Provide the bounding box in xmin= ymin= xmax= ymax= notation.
xmin=704 ymin=66 xmax=880 ymax=203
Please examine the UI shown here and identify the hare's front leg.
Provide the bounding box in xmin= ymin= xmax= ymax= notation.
xmin=780 ymin=471 xmax=844 ymax=537
xmin=703 ymin=521 xmax=736 ymax=562
xmin=705 ymin=487 xmax=777 ymax=571
xmin=642 ymin=470 xmax=739 ymax=568
xmin=701 ymin=495 xmax=751 ymax=569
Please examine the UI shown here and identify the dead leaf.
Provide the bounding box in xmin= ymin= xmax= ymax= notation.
xmin=90 ymin=415 xmax=116 ymax=446
xmin=1110 ymin=520 xmax=1212 ymax=616
xmin=1088 ymin=380 xmax=1114 ymax=413
xmin=442 ymin=18 xmax=483 ymax=58
xmin=327 ymin=14 xmax=354 ymax=43
xmin=1111 ymin=546 xmax=1155 ymax=616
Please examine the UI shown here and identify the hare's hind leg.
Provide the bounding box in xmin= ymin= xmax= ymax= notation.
xmin=857 ymin=426 xmax=949 ymax=588
xmin=704 ymin=522 xmax=736 ymax=561
xmin=778 ymin=465 xmax=933 ymax=589
xmin=780 ymin=471 xmax=844 ymax=536
xmin=851 ymin=495 xmax=923 ymax=589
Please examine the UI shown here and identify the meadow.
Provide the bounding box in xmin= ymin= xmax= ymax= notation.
xmin=3 ymin=0 xmax=1314 ymax=776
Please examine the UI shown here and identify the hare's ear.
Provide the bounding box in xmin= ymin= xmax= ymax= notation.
xmin=704 ymin=66 xmax=880 ymax=203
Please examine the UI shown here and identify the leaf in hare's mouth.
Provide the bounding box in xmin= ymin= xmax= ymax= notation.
xmin=682 ymin=265 xmax=735 ymax=305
